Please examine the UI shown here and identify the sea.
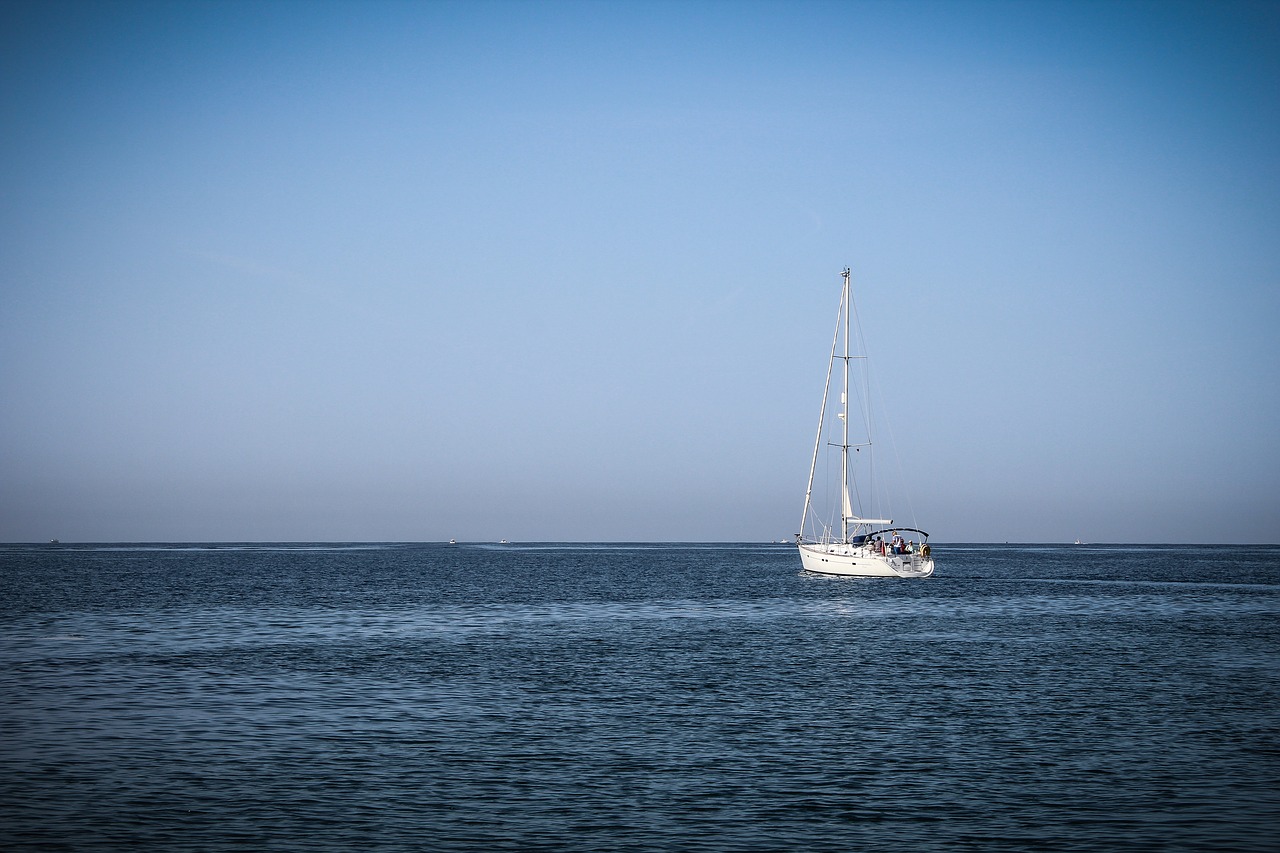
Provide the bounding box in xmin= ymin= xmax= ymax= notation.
xmin=1 ymin=542 xmax=1277 ymax=851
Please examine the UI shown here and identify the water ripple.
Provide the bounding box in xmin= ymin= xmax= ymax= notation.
xmin=1 ymin=543 xmax=1277 ymax=851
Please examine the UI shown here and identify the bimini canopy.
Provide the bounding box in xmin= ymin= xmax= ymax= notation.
xmin=866 ymin=527 xmax=931 ymax=539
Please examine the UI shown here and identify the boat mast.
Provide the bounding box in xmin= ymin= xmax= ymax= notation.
xmin=799 ymin=272 xmax=845 ymax=542
xmin=840 ymin=267 xmax=851 ymax=543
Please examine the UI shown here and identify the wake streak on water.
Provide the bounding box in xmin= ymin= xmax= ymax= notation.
xmin=3 ymin=589 xmax=1277 ymax=651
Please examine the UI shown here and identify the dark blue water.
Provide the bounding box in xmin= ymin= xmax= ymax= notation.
xmin=2 ymin=543 xmax=1277 ymax=851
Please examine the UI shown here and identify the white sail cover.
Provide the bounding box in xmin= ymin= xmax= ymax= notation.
xmin=842 ymin=485 xmax=891 ymax=525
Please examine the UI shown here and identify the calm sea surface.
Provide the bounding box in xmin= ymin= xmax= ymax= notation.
xmin=1 ymin=543 xmax=1277 ymax=851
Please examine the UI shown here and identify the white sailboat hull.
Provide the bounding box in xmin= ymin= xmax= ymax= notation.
xmin=798 ymin=543 xmax=935 ymax=578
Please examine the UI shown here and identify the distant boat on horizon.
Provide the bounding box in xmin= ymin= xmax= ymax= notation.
xmin=796 ymin=268 xmax=935 ymax=579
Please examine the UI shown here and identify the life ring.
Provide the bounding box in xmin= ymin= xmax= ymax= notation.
xmin=921 ymin=543 xmax=931 ymax=558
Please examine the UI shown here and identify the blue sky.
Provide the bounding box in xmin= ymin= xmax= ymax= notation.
xmin=2 ymin=0 xmax=1277 ymax=543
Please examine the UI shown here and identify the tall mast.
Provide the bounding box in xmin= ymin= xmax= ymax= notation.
xmin=799 ymin=271 xmax=845 ymax=542
xmin=841 ymin=267 xmax=851 ymax=542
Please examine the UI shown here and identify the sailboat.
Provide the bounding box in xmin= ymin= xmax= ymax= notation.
xmin=797 ymin=268 xmax=935 ymax=578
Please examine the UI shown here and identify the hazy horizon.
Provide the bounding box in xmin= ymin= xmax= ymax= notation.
xmin=11 ymin=541 xmax=1277 ymax=549
xmin=3 ymin=1 xmax=1277 ymax=545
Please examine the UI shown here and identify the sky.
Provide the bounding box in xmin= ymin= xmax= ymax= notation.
xmin=1 ymin=0 xmax=1277 ymax=544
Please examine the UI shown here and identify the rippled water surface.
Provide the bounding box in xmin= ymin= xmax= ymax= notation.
xmin=2 ymin=543 xmax=1277 ymax=850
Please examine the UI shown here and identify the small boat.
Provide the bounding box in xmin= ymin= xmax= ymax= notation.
xmin=448 ymin=539 xmax=457 ymax=545
xmin=499 ymin=539 xmax=509 ymax=545
xmin=797 ymin=268 xmax=935 ymax=578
